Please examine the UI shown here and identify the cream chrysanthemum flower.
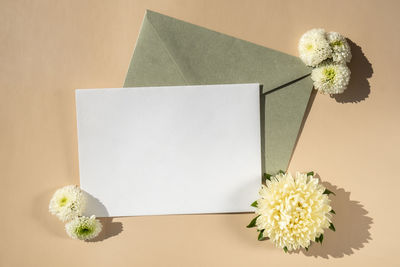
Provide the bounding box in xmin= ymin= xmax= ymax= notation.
xmin=311 ymin=62 xmax=351 ymax=94
xmin=298 ymin=29 xmax=332 ymax=67
xmin=49 ymin=185 xmax=86 ymax=222
xmin=327 ymin=32 xmax=352 ymax=64
xmin=65 ymin=215 xmax=102 ymax=240
xmin=252 ymin=172 xmax=333 ymax=251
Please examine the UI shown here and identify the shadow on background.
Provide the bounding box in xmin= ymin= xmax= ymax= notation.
xmin=87 ymin=217 xmax=123 ymax=242
xmin=33 ymin=188 xmax=123 ymax=241
xmin=332 ymin=40 xmax=373 ymax=103
xmin=298 ymin=179 xmax=373 ymax=258
xmin=82 ymin=191 xmax=110 ymax=217
xmin=82 ymin=190 xmax=123 ymax=242
xmin=290 ymin=40 xmax=372 ymax=165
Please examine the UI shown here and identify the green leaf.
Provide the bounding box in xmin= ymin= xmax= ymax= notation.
xmin=307 ymin=171 xmax=314 ymax=176
xmin=305 ymin=246 xmax=309 ymax=251
xmin=330 ymin=209 xmax=336 ymax=214
xmin=246 ymin=215 xmax=260 ymax=228
xmin=283 ymin=246 xmax=288 ymax=253
xmin=251 ymin=201 xmax=258 ymax=208
xmin=257 ymin=229 xmax=265 ymax=241
xmin=319 ymin=234 xmax=324 ymax=244
xmin=329 ymin=223 xmax=336 ymax=232
xmin=263 ymin=173 xmax=271 ymax=181
xmin=323 ymin=189 xmax=336 ymax=196
xmin=278 ymin=170 xmax=285 ymax=174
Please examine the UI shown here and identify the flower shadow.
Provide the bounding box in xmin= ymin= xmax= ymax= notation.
xmin=296 ymin=180 xmax=373 ymax=258
xmin=34 ymin=188 xmax=123 ymax=242
xmin=81 ymin=191 xmax=123 ymax=242
xmin=331 ymin=39 xmax=373 ymax=103
xmin=86 ymin=217 xmax=123 ymax=242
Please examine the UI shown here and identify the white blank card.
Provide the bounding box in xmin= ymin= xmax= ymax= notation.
xmin=76 ymin=84 xmax=261 ymax=217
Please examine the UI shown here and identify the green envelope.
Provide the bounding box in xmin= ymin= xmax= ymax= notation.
xmin=124 ymin=10 xmax=313 ymax=174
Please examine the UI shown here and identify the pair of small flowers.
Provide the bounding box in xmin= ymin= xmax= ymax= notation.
xmin=49 ymin=185 xmax=102 ymax=240
xmin=299 ymin=29 xmax=352 ymax=94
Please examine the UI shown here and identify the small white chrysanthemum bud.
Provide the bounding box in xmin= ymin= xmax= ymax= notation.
xmin=65 ymin=215 xmax=103 ymax=241
xmin=49 ymin=185 xmax=86 ymax=222
xmin=327 ymin=32 xmax=352 ymax=64
xmin=298 ymin=29 xmax=332 ymax=67
xmin=311 ymin=62 xmax=351 ymax=94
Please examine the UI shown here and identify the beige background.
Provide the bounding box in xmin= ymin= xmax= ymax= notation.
xmin=1 ymin=0 xmax=398 ymax=266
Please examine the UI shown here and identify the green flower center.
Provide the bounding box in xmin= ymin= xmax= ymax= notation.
xmin=323 ymin=68 xmax=336 ymax=84
xmin=59 ymin=197 xmax=68 ymax=207
xmin=76 ymin=225 xmax=93 ymax=236
xmin=330 ymin=40 xmax=343 ymax=47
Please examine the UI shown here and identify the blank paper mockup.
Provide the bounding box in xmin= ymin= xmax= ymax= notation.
xmin=124 ymin=10 xmax=314 ymax=175
xmin=76 ymin=84 xmax=262 ymax=217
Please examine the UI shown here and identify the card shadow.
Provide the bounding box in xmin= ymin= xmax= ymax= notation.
xmin=259 ymin=84 xmax=266 ymax=173
xmin=292 ymin=176 xmax=373 ymax=258
xmin=331 ymin=39 xmax=373 ymax=103
xmin=288 ymin=88 xmax=317 ymax=167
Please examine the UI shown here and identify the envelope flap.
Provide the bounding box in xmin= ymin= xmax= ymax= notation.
xmin=124 ymin=14 xmax=188 ymax=87
xmin=144 ymin=10 xmax=311 ymax=93
xmin=124 ymin=10 xmax=314 ymax=174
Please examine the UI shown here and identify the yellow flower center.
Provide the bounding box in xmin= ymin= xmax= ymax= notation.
xmin=306 ymin=44 xmax=313 ymax=51
xmin=59 ymin=197 xmax=68 ymax=207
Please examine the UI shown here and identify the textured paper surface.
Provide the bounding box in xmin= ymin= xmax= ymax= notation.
xmin=76 ymin=84 xmax=261 ymax=217
xmin=124 ymin=10 xmax=314 ymax=174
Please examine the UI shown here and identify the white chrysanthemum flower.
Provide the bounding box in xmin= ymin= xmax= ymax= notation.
xmin=327 ymin=32 xmax=352 ymax=64
xmin=255 ymin=172 xmax=332 ymax=251
xmin=298 ymin=29 xmax=332 ymax=67
xmin=49 ymin=185 xmax=86 ymax=222
xmin=311 ymin=62 xmax=351 ymax=94
xmin=65 ymin=215 xmax=103 ymax=240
